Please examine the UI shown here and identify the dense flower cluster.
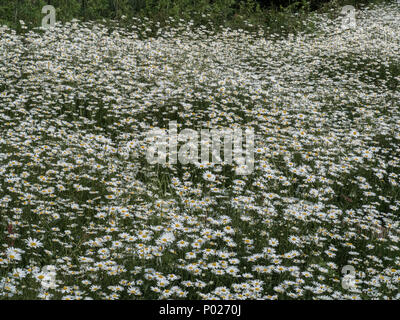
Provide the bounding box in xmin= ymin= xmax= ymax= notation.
xmin=0 ymin=3 xmax=399 ymax=299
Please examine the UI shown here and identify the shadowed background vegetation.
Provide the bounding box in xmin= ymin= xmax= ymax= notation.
xmin=1 ymin=0 xmax=392 ymax=31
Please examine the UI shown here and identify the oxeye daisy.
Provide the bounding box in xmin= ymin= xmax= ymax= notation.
xmin=268 ymin=238 xmax=279 ymax=247
xmin=26 ymin=237 xmax=43 ymax=249
xmin=351 ymin=130 xmax=359 ymax=137
xmin=6 ymin=248 xmax=22 ymax=261
xmin=202 ymin=171 xmax=216 ymax=182
xmin=288 ymin=235 xmax=300 ymax=245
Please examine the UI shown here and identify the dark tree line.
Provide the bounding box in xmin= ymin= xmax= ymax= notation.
xmin=0 ymin=0 xmax=386 ymax=27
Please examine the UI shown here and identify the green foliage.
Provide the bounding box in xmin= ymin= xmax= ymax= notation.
xmin=0 ymin=0 xmax=395 ymax=31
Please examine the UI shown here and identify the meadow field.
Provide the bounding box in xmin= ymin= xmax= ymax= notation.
xmin=0 ymin=2 xmax=400 ymax=299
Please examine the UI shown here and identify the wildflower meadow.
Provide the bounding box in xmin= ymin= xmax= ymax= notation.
xmin=0 ymin=1 xmax=400 ymax=300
